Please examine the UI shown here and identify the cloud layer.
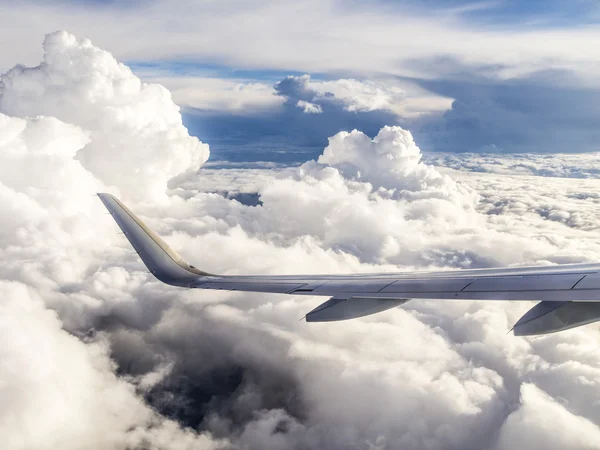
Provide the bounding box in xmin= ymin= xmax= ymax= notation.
xmin=4 ymin=1 xmax=600 ymax=80
xmin=1 ymin=32 xmax=600 ymax=450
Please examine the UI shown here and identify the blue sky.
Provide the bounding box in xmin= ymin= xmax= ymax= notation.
xmin=399 ymin=0 xmax=600 ymax=26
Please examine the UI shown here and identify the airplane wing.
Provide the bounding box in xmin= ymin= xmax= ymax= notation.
xmin=97 ymin=193 xmax=600 ymax=336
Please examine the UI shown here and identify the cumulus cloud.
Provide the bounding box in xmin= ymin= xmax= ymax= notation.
xmin=0 ymin=31 xmax=222 ymax=449
xmin=2 ymin=31 xmax=600 ymax=450
xmin=0 ymin=30 xmax=209 ymax=201
xmin=306 ymin=78 xmax=451 ymax=118
xmin=296 ymin=100 xmax=322 ymax=114
xmin=313 ymin=78 xmax=406 ymax=113
xmin=318 ymin=126 xmax=468 ymax=195
xmin=0 ymin=281 xmax=226 ymax=450
xmin=495 ymin=383 xmax=600 ymax=450
xmin=274 ymin=74 xmax=446 ymax=118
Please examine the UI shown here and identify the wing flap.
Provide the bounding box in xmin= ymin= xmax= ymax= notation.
xmin=513 ymin=301 xmax=600 ymax=336
xmin=305 ymin=296 xmax=408 ymax=322
xmin=379 ymin=278 xmax=476 ymax=293
xmin=572 ymin=274 xmax=600 ymax=290
xmin=463 ymin=274 xmax=584 ymax=292
xmin=311 ymin=279 xmax=397 ymax=293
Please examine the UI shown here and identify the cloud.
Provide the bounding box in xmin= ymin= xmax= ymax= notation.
xmin=317 ymin=126 xmax=469 ymax=196
xmin=0 ymin=31 xmax=223 ymax=449
xmin=408 ymin=69 xmax=600 ymax=153
xmin=495 ymin=383 xmax=600 ymax=450
xmin=312 ymin=78 xmax=407 ymax=113
xmin=276 ymin=75 xmax=450 ymax=118
xmin=425 ymin=151 xmax=600 ymax=179
xmin=296 ymin=100 xmax=322 ymax=114
xmin=0 ymin=30 xmax=209 ymax=202
xmin=2 ymin=31 xmax=600 ymax=450
xmin=138 ymin=72 xmax=448 ymax=124
xmin=0 ymin=281 xmax=227 ymax=450
xmin=180 ymin=67 xmax=600 ymax=167
xmin=139 ymin=76 xmax=284 ymax=114
xmin=3 ymin=1 xmax=600 ymax=81
xmin=307 ymin=78 xmax=452 ymax=118
xmin=135 ymin=67 xmax=600 ymax=165
xmin=184 ymin=75 xmax=400 ymax=163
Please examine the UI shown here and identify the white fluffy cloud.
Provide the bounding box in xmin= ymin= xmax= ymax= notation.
xmin=495 ymin=383 xmax=600 ymax=450
xmin=276 ymin=74 xmax=451 ymax=119
xmin=296 ymin=100 xmax=322 ymax=114
xmin=318 ymin=126 xmax=470 ymax=196
xmin=0 ymin=281 xmax=225 ymax=450
xmin=0 ymin=31 xmax=223 ymax=449
xmin=0 ymin=31 xmax=209 ymax=202
xmin=314 ymin=79 xmax=406 ymax=112
xmin=2 ymin=31 xmax=600 ymax=450
xmin=310 ymin=78 xmax=452 ymax=118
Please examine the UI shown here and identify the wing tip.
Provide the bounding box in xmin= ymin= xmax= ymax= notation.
xmin=97 ymin=192 xmax=214 ymax=283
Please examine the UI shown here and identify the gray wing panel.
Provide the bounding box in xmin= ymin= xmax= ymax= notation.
xmin=463 ymin=274 xmax=584 ymax=292
xmin=379 ymin=278 xmax=476 ymax=293
xmin=192 ymin=274 xmax=600 ymax=301
xmin=312 ymin=279 xmax=398 ymax=293
xmin=572 ymin=274 xmax=600 ymax=290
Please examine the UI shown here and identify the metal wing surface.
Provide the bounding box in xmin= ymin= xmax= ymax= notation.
xmin=97 ymin=193 xmax=600 ymax=335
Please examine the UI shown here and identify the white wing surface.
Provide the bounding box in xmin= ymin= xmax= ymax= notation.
xmin=98 ymin=193 xmax=600 ymax=336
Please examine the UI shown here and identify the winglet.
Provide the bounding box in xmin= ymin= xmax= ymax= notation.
xmin=97 ymin=193 xmax=213 ymax=286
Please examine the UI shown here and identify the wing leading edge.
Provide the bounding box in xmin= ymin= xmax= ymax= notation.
xmin=98 ymin=193 xmax=600 ymax=335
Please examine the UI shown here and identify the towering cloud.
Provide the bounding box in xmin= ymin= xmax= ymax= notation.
xmin=318 ymin=126 xmax=472 ymax=199
xmin=0 ymin=31 xmax=221 ymax=449
xmin=0 ymin=31 xmax=209 ymax=202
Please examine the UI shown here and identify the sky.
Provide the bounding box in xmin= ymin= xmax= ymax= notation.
xmin=2 ymin=2 xmax=600 ymax=450
xmin=2 ymin=0 xmax=600 ymax=160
